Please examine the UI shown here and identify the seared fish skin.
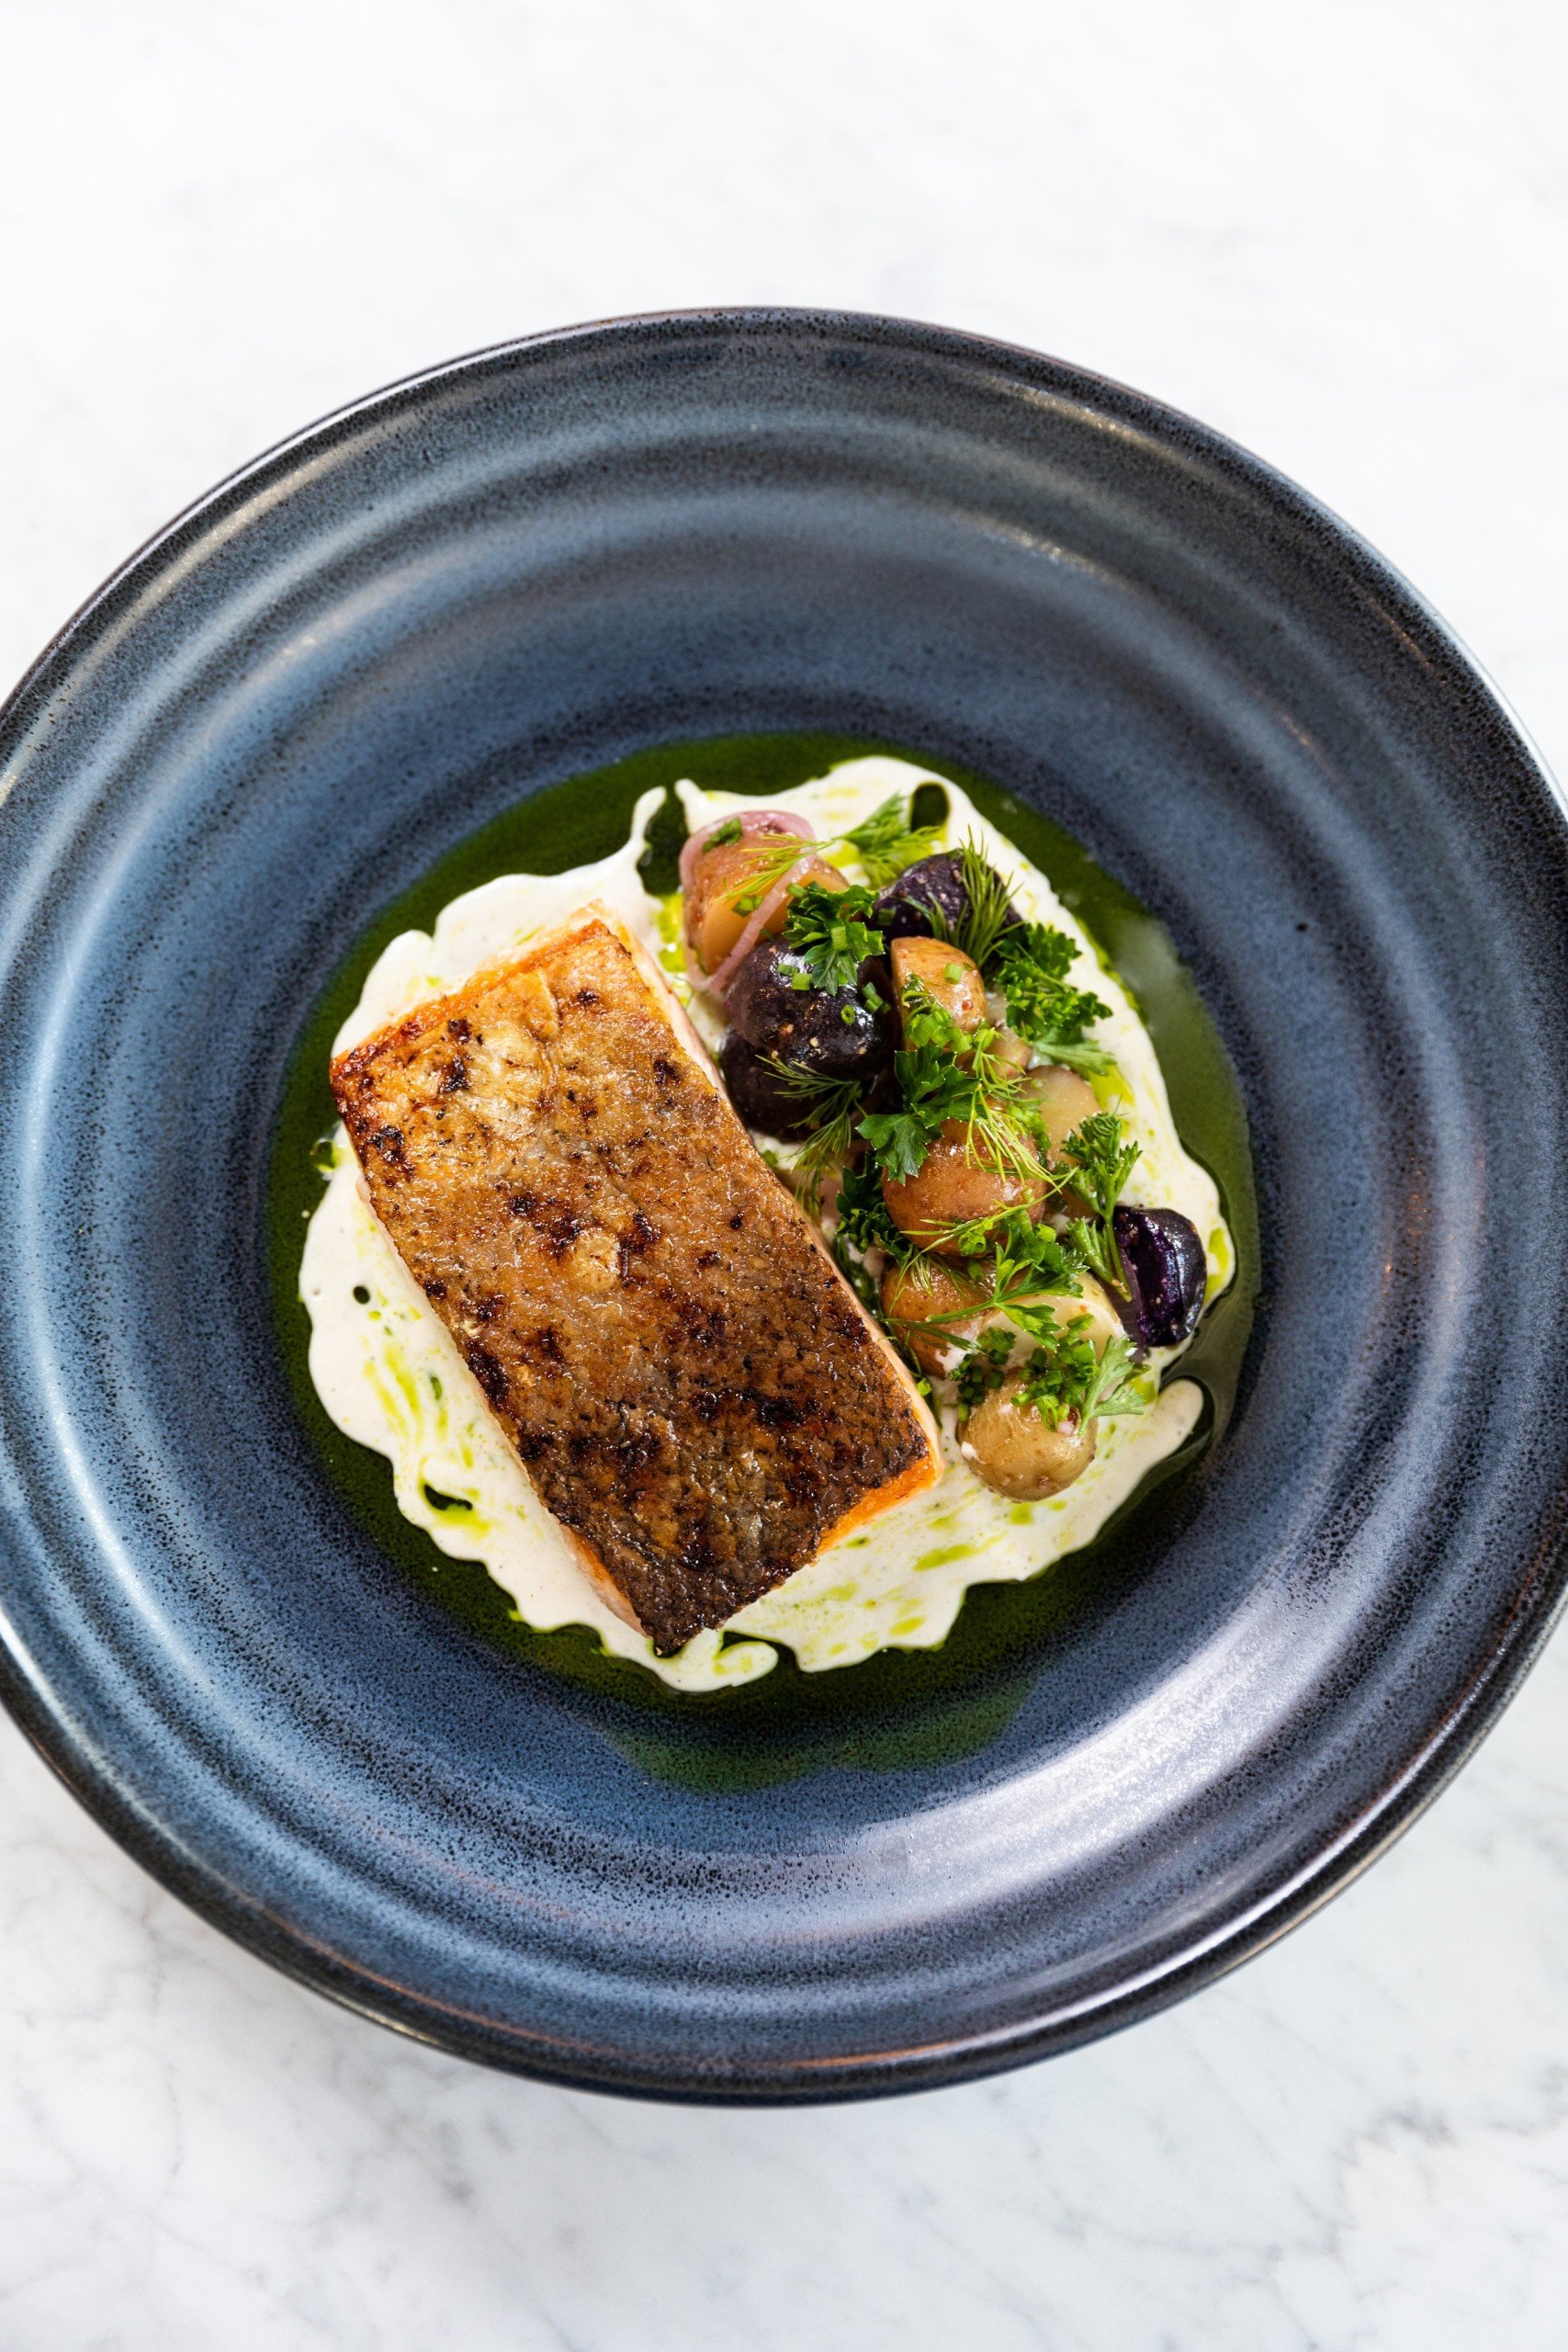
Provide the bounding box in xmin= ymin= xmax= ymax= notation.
xmin=331 ymin=909 xmax=941 ymax=1654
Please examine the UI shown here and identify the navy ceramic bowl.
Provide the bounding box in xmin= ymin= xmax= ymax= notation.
xmin=2 ymin=311 xmax=1566 ymax=2102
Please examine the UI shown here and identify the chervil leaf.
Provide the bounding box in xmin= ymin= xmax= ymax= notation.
xmin=1063 ymin=1112 xmax=1139 ymax=1216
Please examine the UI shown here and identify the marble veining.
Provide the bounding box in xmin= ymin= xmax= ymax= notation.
xmin=3 ymin=1640 xmax=1567 ymax=2348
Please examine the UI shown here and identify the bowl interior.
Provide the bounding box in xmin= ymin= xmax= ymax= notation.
xmin=267 ymin=726 xmax=1258 ymax=1772
xmin=1 ymin=313 xmax=1565 ymax=2098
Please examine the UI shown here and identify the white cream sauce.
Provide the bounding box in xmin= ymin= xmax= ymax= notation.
xmin=302 ymin=758 xmax=1231 ymax=1692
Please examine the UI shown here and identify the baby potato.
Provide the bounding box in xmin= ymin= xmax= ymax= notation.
xmin=1034 ymin=1276 xmax=1126 ymax=1359
xmin=964 ymin=1276 xmax=1125 ymax=1371
xmin=1020 ymin=1062 xmax=1100 ymax=1160
xmin=960 ymin=1376 xmax=1098 ymax=1499
xmin=880 ymin=1258 xmax=986 ymax=1376
xmin=881 ymin=1120 xmax=1051 ymax=1256
xmin=685 ymin=843 xmax=846 ymax=977
xmin=890 ymin=935 xmax=988 ymax=1035
xmin=991 ymin=1024 xmax=1032 ymax=1073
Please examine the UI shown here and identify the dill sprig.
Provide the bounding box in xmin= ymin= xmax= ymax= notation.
xmin=889 ymin=1217 xmax=1085 ymax=1363
xmin=857 ymin=980 xmax=1045 ymax=1184
xmin=718 ymin=834 xmax=818 ymax=918
xmin=953 ymin=838 xmax=1023 ymax=968
xmin=762 ymin=1058 xmax=865 ymax=1193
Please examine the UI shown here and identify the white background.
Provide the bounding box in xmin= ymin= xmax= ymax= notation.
xmin=3 ymin=3 xmax=1567 ymax=2345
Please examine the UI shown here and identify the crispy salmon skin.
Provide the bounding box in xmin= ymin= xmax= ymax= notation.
xmin=331 ymin=907 xmax=941 ymax=1654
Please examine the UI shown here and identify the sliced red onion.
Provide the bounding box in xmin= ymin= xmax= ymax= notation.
xmin=680 ymin=808 xmax=817 ymax=994
xmin=677 ymin=805 xmax=812 ymax=898
xmin=705 ymin=865 xmax=817 ymax=995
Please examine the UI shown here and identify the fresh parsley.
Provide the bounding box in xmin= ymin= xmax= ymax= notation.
xmin=1061 ymin=1112 xmax=1139 ymax=1289
xmin=1013 ymin=1320 xmax=1143 ymax=1425
xmin=858 ymin=980 xmax=1043 ymax=1186
xmin=782 ymin=882 xmax=885 ymax=993
xmin=989 ymin=922 xmax=1113 ymax=1072
xmin=978 ymin=1210 xmax=1085 ymax=1316
xmin=953 ymin=1306 xmax=1142 ymax=1429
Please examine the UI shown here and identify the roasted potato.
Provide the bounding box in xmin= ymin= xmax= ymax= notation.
xmin=890 ymin=935 xmax=987 ymax=1035
xmin=881 ymin=1121 xmax=1051 ymax=1256
xmin=960 ymin=1377 xmax=1097 ymax=1498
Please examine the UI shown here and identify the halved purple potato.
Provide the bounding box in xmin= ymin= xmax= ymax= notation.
xmin=1113 ymin=1204 xmax=1207 ymax=1349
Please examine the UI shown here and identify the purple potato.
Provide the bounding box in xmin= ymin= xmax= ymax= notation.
xmin=871 ymin=851 xmax=1021 ymax=946
xmin=871 ymin=852 xmax=969 ymax=942
xmin=1113 ymin=1205 xmax=1207 ymax=1350
xmin=726 ymin=939 xmax=897 ymax=1081
xmin=718 ymin=1031 xmax=817 ymax=1138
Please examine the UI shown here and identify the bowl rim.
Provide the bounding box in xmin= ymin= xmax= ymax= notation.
xmin=2 ymin=306 xmax=1565 ymax=2103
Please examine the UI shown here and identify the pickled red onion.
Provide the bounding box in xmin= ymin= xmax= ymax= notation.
xmin=676 ymin=805 xmax=812 ymax=898
xmin=680 ymin=808 xmax=817 ymax=992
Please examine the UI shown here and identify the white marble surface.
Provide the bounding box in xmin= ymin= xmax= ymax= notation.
xmin=3 ymin=2 xmax=1567 ymax=2343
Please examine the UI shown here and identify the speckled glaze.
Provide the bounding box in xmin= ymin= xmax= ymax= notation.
xmin=0 ymin=311 xmax=1565 ymax=2104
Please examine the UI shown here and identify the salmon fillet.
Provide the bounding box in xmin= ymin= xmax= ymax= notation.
xmin=330 ymin=905 xmax=942 ymax=1654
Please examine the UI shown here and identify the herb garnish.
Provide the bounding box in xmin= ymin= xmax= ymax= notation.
xmin=857 ymin=980 xmax=1044 ymax=1184
xmin=953 ymin=1307 xmax=1141 ymax=1428
xmin=763 ymin=1060 xmax=866 ymax=1196
xmin=952 ymin=838 xmax=1022 ymax=967
xmin=703 ymin=831 xmax=817 ymax=915
xmin=781 ymin=882 xmax=886 ymax=993
xmin=838 ymin=793 xmax=943 ymax=887
xmin=1014 ymin=1320 xmax=1142 ymax=1425
xmin=828 ymin=1158 xmax=917 ymax=1308
xmin=989 ymin=921 xmax=1113 ymax=1073
xmin=1061 ymin=1112 xmax=1140 ymax=1289
xmin=888 ymin=1211 xmax=1083 ymax=1348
